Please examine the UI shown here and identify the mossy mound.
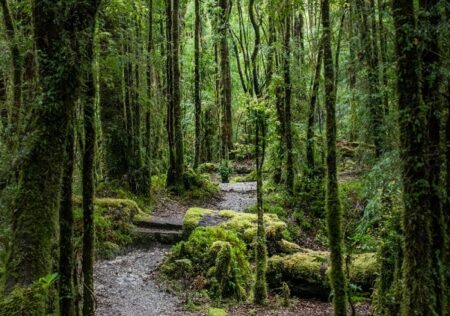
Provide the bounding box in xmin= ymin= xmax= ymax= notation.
xmin=0 ymin=285 xmax=44 ymax=316
xmin=162 ymin=227 xmax=251 ymax=301
xmin=267 ymin=251 xmax=377 ymax=299
xmin=73 ymin=197 xmax=141 ymax=257
xmin=183 ymin=208 xmax=289 ymax=255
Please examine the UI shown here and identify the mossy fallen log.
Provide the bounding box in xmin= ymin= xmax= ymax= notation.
xmin=267 ymin=251 xmax=377 ymax=299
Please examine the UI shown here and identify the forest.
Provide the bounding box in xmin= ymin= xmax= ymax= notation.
xmin=0 ymin=0 xmax=449 ymax=315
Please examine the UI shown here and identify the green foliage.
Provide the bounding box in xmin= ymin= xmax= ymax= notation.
xmin=219 ymin=160 xmax=233 ymax=183
xmin=0 ymin=273 xmax=59 ymax=316
xmin=162 ymin=227 xmax=251 ymax=302
xmin=182 ymin=169 xmax=219 ymax=199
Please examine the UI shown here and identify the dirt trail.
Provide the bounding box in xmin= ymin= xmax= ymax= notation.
xmin=94 ymin=182 xmax=256 ymax=316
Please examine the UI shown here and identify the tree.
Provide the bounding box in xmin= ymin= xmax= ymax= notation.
xmin=166 ymin=0 xmax=185 ymax=189
xmin=283 ymin=0 xmax=294 ymax=195
xmin=392 ymin=0 xmax=435 ymax=314
xmin=218 ymin=0 xmax=233 ymax=160
xmin=3 ymin=1 xmax=101 ymax=314
xmin=322 ymin=0 xmax=347 ymax=314
xmin=194 ymin=0 xmax=202 ymax=169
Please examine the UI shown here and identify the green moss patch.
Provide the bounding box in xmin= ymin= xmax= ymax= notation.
xmin=267 ymin=251 xmax=377 ymax=299
xmin=162 ymin=227 xmax=251 ymax=301
xmin=183 ymin=208 xmax=288 ymax=255
xmin=73 ymin=197 xmax=141 ymax=258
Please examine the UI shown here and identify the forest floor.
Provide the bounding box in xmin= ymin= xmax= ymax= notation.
xmin=94 ymin=179 xmax=371 ymax=316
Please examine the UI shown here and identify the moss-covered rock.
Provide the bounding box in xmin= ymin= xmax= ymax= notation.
xmin=183 ymin=208 xmax=288 ymax=255
xmin=162 ymin=227 xmax=251 ymax=301
xmin=267 ymin=251 xmax=377 ymax=299
xmin=73 ymin=197 xmax=141 ymax=257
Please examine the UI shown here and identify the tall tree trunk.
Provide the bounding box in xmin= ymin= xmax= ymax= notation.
xmin=59 ymin=127 xmax=75 ymax=316
xmin=284 ymin=1 xmax=294 ymax=195
xmin=357 ymin=0 xmax=384 ymax=157
xmin=249 ymin=0 xmax=260 ymax=97
xmin=306 ymin=38 xmax=323 ymax=174
xmin=194 ymin=0 xmax=202 ymax=169
xmin=3 ymin=1 xmax=100 ymax=313
xmin=172 ymin=0 xmax=184 ymax=184
xmin=392 ymin=0 xmax=434 ymax=314
xmin=322 ymin=0 xmax=347 ymax=314
xmin=419 ymin=0 xmax=446 ymax=313
xmin=82 ymin=9 xmax=101 ymax=315
xmin=218 ymin=0 xmax=233 ymax=160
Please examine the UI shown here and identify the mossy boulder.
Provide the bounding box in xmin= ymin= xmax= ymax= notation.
xmin=162 ymin=227 xmax=251 ymax=301
xmin=267 ymin=251 xmax=377 ymax=299
xmin=73 ymin=197 xmax=141 ymax=257
xmin=183 ymin=208 xmax=289 ymax=255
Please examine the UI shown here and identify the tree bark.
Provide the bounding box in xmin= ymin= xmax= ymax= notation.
xmin=194 ymin=0 xmax=202 ymax=169
xmin=392 ymin=0 xmax=434 ymax=314
xmin=322 ymin=0 xmax=347 ymax=314
xmin=59 ymin=127 xmax=75 ymax=316
xmin=284 ymin=1 xmax=294 ymax=195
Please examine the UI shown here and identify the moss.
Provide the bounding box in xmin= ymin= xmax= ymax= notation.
xmin=163 ymin=227 xmax=251 ymax=301
xmin=198 ymin=163 xmax=219 ymax=174
xmin=267 ymin=251 xmax=377 ymax=299
xmin=230 ymin=170 xmax=257 ymax=183
xmin=0 ymin=284 xmax=47 ymax=316
xmin=207 ymin=307 xmax=228 ymax=316
xmin=183 ymin=208 xmax=214 ymax=238
xmin=218 ymin=210 xmax=287 ymax=254
xmin=73 ymin=197 xmax=140 ymax=257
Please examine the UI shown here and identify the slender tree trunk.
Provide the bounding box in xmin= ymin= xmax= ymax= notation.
xmin=306 ymin=38 xmax=323 ymax=174
xmin=284 ymin=1 xmax=294 ymax=195
xmin=82 ymin=16 xmax=100 ymax=316
xmin=172 ymin=0 xmax=184 ymax=184
xmin=194 ymin=0 xmax=202 ymax=169
xmin=357 ymin=0 xmax=384 ymax=157
xmin=322 ymin=0 xmax=347 ymax=314
xmin=218 ymin=0 xmax=233 ymax=160
xmin=392 ymin=0 xmax=434 ymax=314
xmin=59 ymin=127 xmax=75 ymax=316
xmin=249 ymin=0 xmax=260 ymax=97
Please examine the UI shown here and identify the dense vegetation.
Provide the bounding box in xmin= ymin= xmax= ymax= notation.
xmin=0 ymin=0 xmax=449 ymax=315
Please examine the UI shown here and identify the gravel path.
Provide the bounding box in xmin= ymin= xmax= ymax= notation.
xmin=94 ymin=245 xmax=195 ymax=316
xmin=94 ymin=182 xmax=257 ymax=316
xmin=216 ymin=182 xmax=256 ymax=212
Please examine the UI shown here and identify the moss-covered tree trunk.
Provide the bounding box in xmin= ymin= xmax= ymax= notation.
xmin=166 ymin=0 xmax=184 ymax=189
xmin=59 ymin=127 xmax=75 ymax=316
xmin=419 ymin=1 xmax=446 ymax=313
xmin=306 ymin=39 xmax=323 ymax=175
xmin=194 ymin=0 xmax=202 ymax=169
xmin=80 ymin=3 xmax=102 ymax=315
xmin=392 ymin=0 xmax=435 ymax=314
xmin=218 ymin=0 xmax=233 ymax=160
xmin=322 ymin=0 xmax=347 ymax=314
xmin=3 ymin=0 xmax=98 ymax=313
xmin=283 ymin=1 xmax=294 ymax=195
